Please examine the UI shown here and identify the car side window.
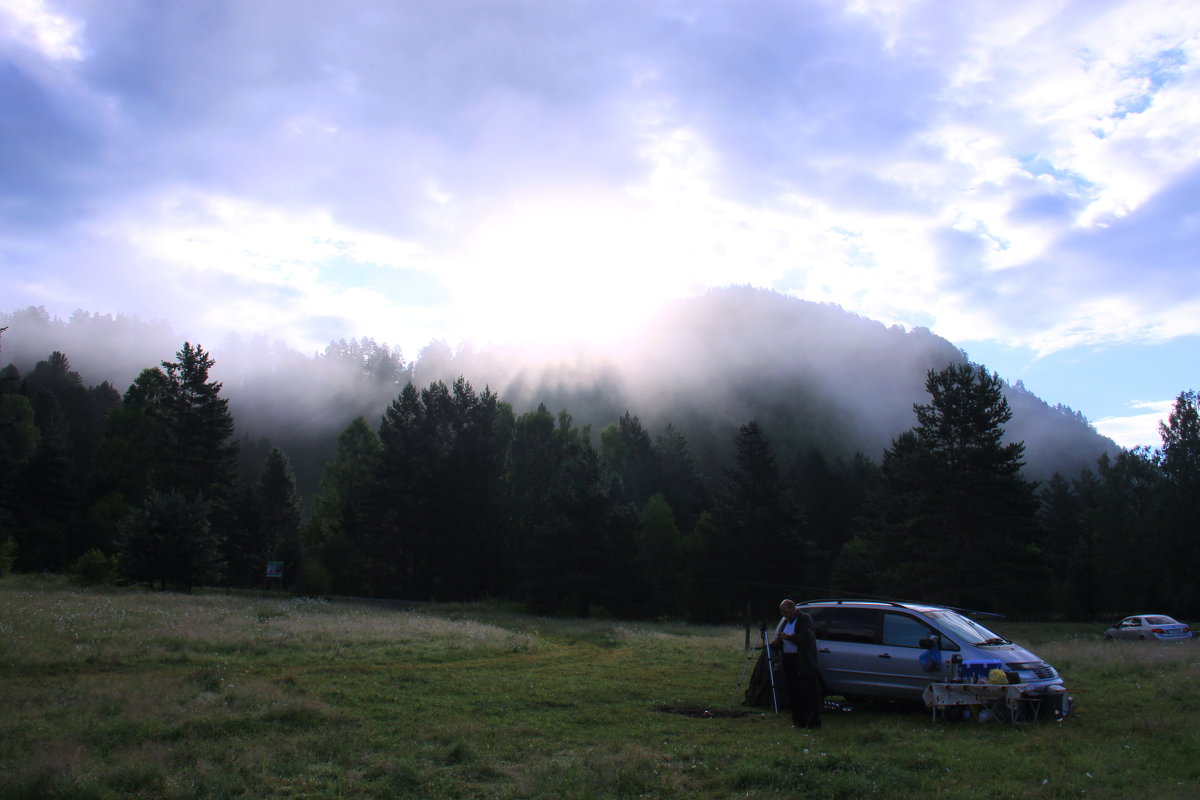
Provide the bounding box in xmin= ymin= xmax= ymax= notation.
xmin=1121 ymin=618 xmax=1139 ymax=628
xmin=807 ymin=608 xmax=833 ymax=638
xmin=881 ymin=612 xmax=936 ymax=647
xmin=821 ymin=608 xmax=882 ymax=644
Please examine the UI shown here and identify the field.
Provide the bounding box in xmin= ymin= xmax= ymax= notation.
xmin=2 ymin=576 xmax=1199 ymax=799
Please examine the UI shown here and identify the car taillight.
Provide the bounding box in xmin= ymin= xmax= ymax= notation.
xmin=1151 ymin=628 xmax=1165 ymax=634
xmin=1186 ymin=626 xmax=1192 ymax=634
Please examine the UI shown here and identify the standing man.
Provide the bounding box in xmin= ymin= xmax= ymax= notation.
xmin=773 ymin=598 xmax=822 ymax=729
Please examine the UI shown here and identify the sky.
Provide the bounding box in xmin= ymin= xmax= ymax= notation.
xmin=2 ymin=0 xmax=1199 ymax=450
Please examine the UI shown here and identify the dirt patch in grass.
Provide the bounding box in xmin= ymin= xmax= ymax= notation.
xmin=657 ymin=705 xmax=754 ymax=718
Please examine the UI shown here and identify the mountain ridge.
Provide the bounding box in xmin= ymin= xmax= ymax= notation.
xmin=1 ymin=287 xmax=1118 ymax=483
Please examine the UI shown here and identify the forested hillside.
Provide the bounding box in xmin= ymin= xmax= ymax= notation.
xmin=5 ymin=288 xmax=1195 ymax=622
xmin=1 ymin=288 xmax=1114 ymax=489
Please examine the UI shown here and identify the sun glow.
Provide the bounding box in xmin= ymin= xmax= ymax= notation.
xmin=449 ymin=195 xmax=702 ymax=356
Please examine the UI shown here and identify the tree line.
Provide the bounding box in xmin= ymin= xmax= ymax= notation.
xmin=1 ymin=338 xmax=1197 ymax=622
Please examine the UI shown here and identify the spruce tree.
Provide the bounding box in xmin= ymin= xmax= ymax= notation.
xmin=866 ymin=363 xmax=1046 ymax=612
xmin=714 ymin=420 xmax=799 ymax=607
xmin=375 ymin=378 xmax=505 ymax=600
xmin=160 ymin=343 xmax=238 ymax=507
xmin=1159 ymin=391 xmax=1200 ymax=615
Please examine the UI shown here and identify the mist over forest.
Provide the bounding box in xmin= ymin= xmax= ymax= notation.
xmin=11 ymin=286 xmax=1200 ymax=621
xmin=1 ymin=286 xmax=1114 ymax=495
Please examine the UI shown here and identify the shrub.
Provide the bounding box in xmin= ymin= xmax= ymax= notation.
xmin=71 ymin=548 xmax=117 ymax=586
xmin=115 ymin=490 xmax=221 ymax=590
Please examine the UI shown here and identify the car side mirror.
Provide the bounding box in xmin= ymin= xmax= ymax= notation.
xmin=919 ymin=636 xmax=938 ymax=649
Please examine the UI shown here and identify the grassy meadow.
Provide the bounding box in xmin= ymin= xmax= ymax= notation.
xmin=2 ymin=576 xmax=1199 ymax=799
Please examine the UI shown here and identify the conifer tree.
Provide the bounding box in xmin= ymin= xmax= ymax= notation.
xmin=375 ymin=378 xmax=505 ymax=599
xmin=504 ymin=404 xmax=633 ymax=616
xmin=1157 ymin=391 xmax=1200 ymax=614
xmin=307 ymin=416 xmax=382 ymax=594
xmin=860 ymin=363 xmax=1046 ymax=612
xmin=115 ymin=490 xmax=220 ymax=591
xmin=160 ymin=343 xmax=238 ymax=507
xmin=714 ymin=420 xmax=799 ymax=607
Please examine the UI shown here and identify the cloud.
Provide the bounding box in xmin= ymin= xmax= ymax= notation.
xmin=0 ymin=0 xmax=1198 ymax=380
xmin=1093 ymin=400 xmax=1173 ymax=450
xmin=1 ymin=0 xmax=82 ymax=62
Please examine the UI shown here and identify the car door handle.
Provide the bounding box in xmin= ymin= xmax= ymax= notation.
xmin=819 ymin=648 xmax=831 ymax=653
xmin=877 ymin=653 xmax=892 ymax=659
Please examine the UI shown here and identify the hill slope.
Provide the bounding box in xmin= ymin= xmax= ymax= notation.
xmin=474 ymin=287 xmax=1117 ymax=480
xmin=2 ymin=288 xmax=1117 ymax=484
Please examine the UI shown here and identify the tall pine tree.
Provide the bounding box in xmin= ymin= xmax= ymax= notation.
xmin=713 ymin=421 xmax=799 ymax=611
xmin=160 ymin=343 xmax=238 ymax=507
xmin=1159 ymin=391 xmax=1200 ymax=615
xmin=852 ymin=363 xmax=1046 ymax=613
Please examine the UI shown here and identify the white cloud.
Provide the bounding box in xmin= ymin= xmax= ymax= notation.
xmin=1093 ymin=400 xmax=1173 ymax=450
xmin=0 ymin=0 xmax=83 ymax=61
xmin=1 ymin=0 xmax=1199 ymax=407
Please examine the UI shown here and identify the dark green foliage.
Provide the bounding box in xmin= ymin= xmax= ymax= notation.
xmin=789 ymin=448 xmax=880 ymax=592
xmin=0 ymin=392 xmax=38 ymax=562
xmin=305 ymin=416 xmax=383 ymax=595
xmin=628 ymin=493 xmax=691 ymax=617
xmin=221 ymin=447 xmax=303 ymax=588
xmin=85 ymin=380 xmax=170 ymax=551
xmin=504 ymin=404 xmax=636 ymax=616
xmin=159 ymin=343 xmax=238 ymax=506
xmin=0 ymin=533 xmax=14 ymax=576
xmin=222 ymin=485 xmax=263 ymax=587
xmin=652 ymin=423 xmax=708 ymax=534
xmin=0 ymin=352 xmax=125 ymax=569
xmin=98 ymin=371 xmax=172 ymax=500
xmin=0 ymin=393 xmax=38 ymax=465
xmin=599 ymin=411 xmax=657 ymax=507
xmin=84 ymin=344 xmax=239 ymax=586
xmin=3 ymin=300 xmax=1198 ymax=622
xmin=711 ymin=421 xmax=801 ymax=610
xmin=373 ymin=378 xmax=507 ymax=600
xmin=1038 ymin=472 xmax=1094 ymax=617
xmin=1158 ymin=391 xmax=1200 ymax=613
xmin=20 ymin=353 xmax=121 ymax=484
xmin=115 ymin=490 xmax=221 ymax=590
xmin=257 ymin=448 xmax=302 ymax=583
xmin=9 ymin=393 xmax=76 ymax=572
xmin=845 ymin=363 xmax=1047 ymax=614
xmin=71 ymin=548 xmax=118 ymax=585
xmin=1087 ymin=448 xmax=1166 ymax=612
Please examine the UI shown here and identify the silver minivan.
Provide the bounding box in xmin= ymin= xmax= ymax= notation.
xmin=798 ymin=599 xmax=1065 ymax=702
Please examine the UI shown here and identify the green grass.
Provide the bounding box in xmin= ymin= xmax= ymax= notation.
xmin=3 ymin=575 xmax=1199 ymax=799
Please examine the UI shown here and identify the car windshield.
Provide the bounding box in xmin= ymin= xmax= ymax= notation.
xmin=1145 ymin=616 xmax=1178 ymax=625
xmin=924 ymin=610 xmax=1011 ymax=646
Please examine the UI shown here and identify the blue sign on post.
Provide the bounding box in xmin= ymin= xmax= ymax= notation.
xmin=265 ymin=561 xmax=284 ymax=579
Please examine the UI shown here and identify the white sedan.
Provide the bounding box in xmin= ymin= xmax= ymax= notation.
xmin=1104 ymin=615 xmax=1193 ymax=641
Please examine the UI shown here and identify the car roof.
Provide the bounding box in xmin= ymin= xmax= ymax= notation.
xmin=796 ymin=598 xmax=949 ymax=614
